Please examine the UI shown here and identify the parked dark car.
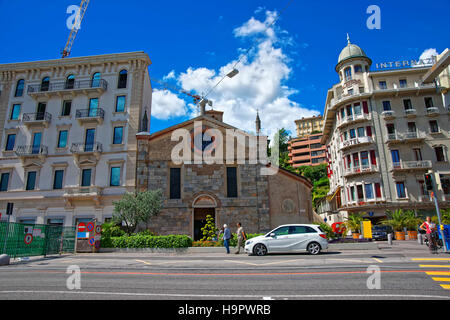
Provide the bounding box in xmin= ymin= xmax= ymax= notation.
xmin=372 ymin=225 xmax=393 ymax=241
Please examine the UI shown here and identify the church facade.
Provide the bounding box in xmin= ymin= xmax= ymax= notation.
xmin=136 ymin=110 xmax=313 ymax=240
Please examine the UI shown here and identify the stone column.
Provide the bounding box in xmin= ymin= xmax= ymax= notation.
xmin=136 ymin=132 xmax=150 ymax=192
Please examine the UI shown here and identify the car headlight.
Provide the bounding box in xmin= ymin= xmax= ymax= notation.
xmin=246 ymin=240 xmax=253 ymax=246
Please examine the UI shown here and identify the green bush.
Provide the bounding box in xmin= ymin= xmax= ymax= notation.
xmin=104 ymin=235 xmax=193 ymax=249
xmin=315 ymin=222 xmax=335 ymax=239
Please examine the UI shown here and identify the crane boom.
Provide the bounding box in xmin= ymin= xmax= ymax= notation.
xmin=62 ymin=0 xmax=90 ymax=58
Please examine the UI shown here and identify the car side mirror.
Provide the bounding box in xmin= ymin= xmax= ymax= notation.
xmin=270 ymin=233 xmax=276 ymax=238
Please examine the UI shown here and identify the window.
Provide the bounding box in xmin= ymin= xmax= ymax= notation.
xmin=386 ymin=124 xmax=395 ymax=135
xmin=361 ymin=151 xmax=369 ymax=167
xmin=382 ymin=101 xmax=391 ymax=111
xmin=170 ymin=168 xmax=181 ymax=199
xmin=226 ymin=167 xmax=238 ymax=198
xmin=26 ymin=171 xmax=37 ymax=191
xmin=62 ymin=100 xmax=72 ymax=116
xmin=110 ymin=167 xmax=121 ymax=187
xmin=350 ymin=186 xmax=356 ymax=202
xmin=370 ymin=150 xmax=377 ymax=165
xmin=310 ymin=143 xmax=322 ymax=150
xmin=349 ymin=129 xmax=356 ymax=139
xmin=441 ymin=176 xmax=450 ymax=195
xmin=375 ymin=183 xmax=382 ymax=198
xmin=403 ymin=99 xmax=413 ymax=110
xmin=359 ymin=87 xmax=365 ymax=94
xmin=396 ymin=182 xmax=407 ymax=199
xmin=399 ymin=79 xmax=407 ymax=88
xmin=273 ymin=226 xmax=290 ymax=236
xmin=391 ymin=150 xmax=400 ymax=166
xmin=379 ymin=81 xmax=387 ymax=90
xmin=91 ymin=72 xmax=101 ymax=88
xmin=15 ymin=79 xmax=25 ymax=97
xmin=357 ymin=127 xmax=365 ymax=137
xmin=435 ymin=146 xmax=447 ymax=162
xmin=357 ymin=185 xmax=364 ymax=201
xmin=348 ymin=89 xmax=354 ymax=96
xmin=418 ymin=181 xmax=428 ymax=196
xmin=81 ymin=169 xmax=92 ymax=187
xmin=408 ymin=122 xmax=417 ymax=133
xmin=354 ymin=65 xmax=363 ymax=73
xmin=41 ymin=77 xmax=50 ymax=92
xmin=425 ymin=97 xmax=434 ymax=109
xmin=53 ymin=170 xmax=64 ymax=190
xmin=354 ymin=103 xmax=361 ymax=115
xmin=65 ymin=75 xmax=75 ymax=89
xmin=353 ymin=153 xmax=360 ymax=168
xmin=340 ymin=109 xmax=345 ymax=119
xmin=10 ymin=104 xmax=21 ymax=120
xmin=429 ymin=120 xmax=439 ymax=133
xmin=113 ymin=127 xmax=124 ymax=145
xmin=115 ymin=96 xmax=126 ymax=112
xmin=58 ymin=130 xmax=68 ymax=148
xmin=413 ymin=148 xmax=423 ymax=161
xmin=5 ymin=134 xmax=16 ymax=151
xmin=344 ymin=67 xmax=352 ymax=81
xmin=88 ymin=98 xmax=99 ymax=117
xmin=0 ymin=173 xmax=9 ymax=191
xmin=118 ymin=70 xmax=128 ymax=89
xmin=36 ymin=102 xmax=46 ymax=120
xmin=365 ymin=184 xmax=374 ymax=199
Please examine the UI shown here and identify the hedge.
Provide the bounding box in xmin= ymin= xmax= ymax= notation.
xmin=102 ymin=235 xmax=192 ymax=249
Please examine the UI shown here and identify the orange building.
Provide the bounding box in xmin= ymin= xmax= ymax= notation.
xmin=288 ymin=133 xmax=327 ymax=168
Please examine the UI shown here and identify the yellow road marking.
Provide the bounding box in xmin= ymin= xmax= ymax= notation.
xmin=373 ymin=258 xmax=383 ymax=263
xmin=224 ymin=260 xmax=260 ymax=266
xmin=328 ymin=258 xmax=371 ymax=263
xmin=135 ymin=259 xmax=152 ymax=265
xmin=420 ymin=265 xmax=450 ymax=268
xmin=426 ymin=272 xmax=450 ymax=276
xmin=258 ymin=259 xmax=303 ymax=266
xmin=412 ymin=258 xmax=450 ymax=261
xmin=440 ymin=284 xmax=450 ymax=290
xmin=432 ymin=278 xmax=450 ymax=282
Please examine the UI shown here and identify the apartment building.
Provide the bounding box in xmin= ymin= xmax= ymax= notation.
xmin=288 ymin=134 xmax=327 ymax=168
xmin=0 ymin=52 xmax=152 ymax=226
xmin=294 ymin=115 xmax=324 ymax=138
xmin=320 ymin=38 xmax=449 ymax=224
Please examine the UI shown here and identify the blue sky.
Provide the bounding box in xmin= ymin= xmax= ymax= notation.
xmin=0 ymin=0 xmax=448 ymax=136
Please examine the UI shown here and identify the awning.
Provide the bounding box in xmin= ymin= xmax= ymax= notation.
xmin=327 ymin=186 xmax=341 ymax=202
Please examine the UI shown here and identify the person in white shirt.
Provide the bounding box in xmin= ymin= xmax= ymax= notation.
xmin=420 ymin=216 xmax=438 ymax=254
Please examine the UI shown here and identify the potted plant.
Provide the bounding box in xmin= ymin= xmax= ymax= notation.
xmin=404 ymin=210 xmax=420 ymax=240
xmin=382 ymin=209 xmax=407 ymax=240
xmin=344 ymin=213 xmax=364 ymax=239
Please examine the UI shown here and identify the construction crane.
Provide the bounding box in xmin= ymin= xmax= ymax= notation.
xmin=61 ymin=0 xmax=90 ymax=58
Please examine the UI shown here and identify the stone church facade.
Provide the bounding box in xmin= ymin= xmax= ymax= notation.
xmin=136 ymin=110 xmax=313 ymax=240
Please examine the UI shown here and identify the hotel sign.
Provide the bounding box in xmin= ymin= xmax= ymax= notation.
xmin=375 ymin=56 xmax=436 ymax=70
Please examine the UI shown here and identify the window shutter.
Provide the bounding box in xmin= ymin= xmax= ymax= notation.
xmin=370 ymin=150 xmax=377 ymax=166
xmin=366 ymin=126 xmax=372 ymax=137
xmin=363 ymin=101 xmax=369 ymax=114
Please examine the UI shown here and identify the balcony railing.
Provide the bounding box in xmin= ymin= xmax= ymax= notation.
xmin=404 ymin=109 xmax=417 ymax=117
xmin=344 ymin=164 xmax=378 ymax=176
xmin=391 ymin=160 xmax=432 ymax=171
xmin=22 ymin=112 xmax=52 ymax=123
xmin=64 ymin=186 xmax=102 ymax=196
xmin=27 ymin=79 xmax=108 ymax=94
xmin=426 ymin=107 xmax=439 ymax=115
xmin=387 ymin=132 xmax=424 ymax=143
xmin=15 ymin=145 xmax=48 ymax=157
xmin=340 ymin=136 xmax=374 ymax=150
xmin=70 ymin=142 xmax=103 ymax=154
xmin=75 ymin=108 xmax=105 ymax=120
xmin=337 ymin=113 xmax=371 ymax=128
xmin=381 ymin=110 xmax=395 ymax=119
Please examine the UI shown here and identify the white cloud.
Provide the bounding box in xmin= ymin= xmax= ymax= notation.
xmin=157 ymin=10 xmax=319 ymax=137
xmin=419 ymin=48 xmax=438 ymax=61
xmin=151 ymin=89 xmax=186 ymax=120
xmin=163 ymin=70 xmax=176 ymax=81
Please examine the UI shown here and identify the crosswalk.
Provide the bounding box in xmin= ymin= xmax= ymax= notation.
xmin=412 ymin=258 xmax=450 ymax=290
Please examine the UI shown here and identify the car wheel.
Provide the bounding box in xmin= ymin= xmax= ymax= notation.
xmin=253 ymin=243 xmax=268 ymax=256
xmin=307 ymin=242 xmax=321 ymax=255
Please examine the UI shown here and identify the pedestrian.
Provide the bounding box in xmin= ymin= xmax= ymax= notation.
xmin=420 ymin=216 xmax=438 ymax=254
xmin=222 ymin=224 xmax=231 ymax=254
xmin=234 ymin=222 xmax=247 ymax=254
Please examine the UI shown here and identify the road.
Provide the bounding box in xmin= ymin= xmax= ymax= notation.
xmin=1 ymin=249 xmax=450 ymax=300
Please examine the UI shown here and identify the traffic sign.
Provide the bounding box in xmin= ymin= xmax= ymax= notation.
xmin=78 ymin=222 xmax=86 ymax=232
xmin=89 ymin=237 xmax=95 ymax=246
xmin=86 ymin=222 xmax=94 ymax=232
xmin=95 ymin=225 xmax=102 ymax=234
xmin=24 ymin=234 xmax=33 ymax=245
xmin=94 ymin=241 xmax=101 ymax=249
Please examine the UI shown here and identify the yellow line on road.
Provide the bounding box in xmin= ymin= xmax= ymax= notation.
xmin=412 ymin=258 xmax=450 ymax=261
xmin=328 ymin=258 xmax=371 ymax=263
xmin=426 ymin=272 xmax=450 ymax=276
xmin=432 ymin=278 xmax=450 ymax=282
xmin=373 ymin=258 xmax=383 ymax=263
xmin=440 ymin=284 xmax=450 ymax=290
xmin=135 ymin=260 xmax=152 ymax=265
xmin=420 ymin=265 xmax=450 ymax=268
xmin=224 ymin=260 xmax=260 ymax=266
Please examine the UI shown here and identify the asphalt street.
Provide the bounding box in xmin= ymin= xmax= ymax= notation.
xmin=1 ymin=247 xmax=450 ymax=300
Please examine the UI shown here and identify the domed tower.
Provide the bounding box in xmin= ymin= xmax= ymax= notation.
xmin=335 ymin=34 xmax=372 ymax=96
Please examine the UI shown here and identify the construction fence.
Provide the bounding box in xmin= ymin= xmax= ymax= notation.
xmin=0 ymin=221 xmax=76 ymax=258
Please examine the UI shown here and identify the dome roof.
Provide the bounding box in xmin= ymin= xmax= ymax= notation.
xmin=337 ymin=35 xmax=368 ymax=64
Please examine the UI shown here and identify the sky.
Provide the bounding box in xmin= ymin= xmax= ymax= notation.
xmin=0 ymin=0 xmax=449 ymax=138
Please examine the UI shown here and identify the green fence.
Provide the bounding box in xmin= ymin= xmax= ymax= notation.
xmin=0 ymin=222 xmax=76 ymax=258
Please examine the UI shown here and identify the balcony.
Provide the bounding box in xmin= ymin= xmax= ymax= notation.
xmin=15 ymin=145 xmax=48 ymax=161
xmin=340 ymin=136 xmax=374 ymax=151
xmin=27 ymin=79 xmax=108 ymax=98
xmin=343 ymin=197 xmax=386 ymax=209
xmin=381 ymin=110 xmax=395 ymax=120
xmin=344 ymin=164 xmax=378 ymax=177
xmin=22 ymin=112 xmax=52 ymax=128
xmin=337 ymin=113 xmax=371 ymax=129
xmin=386 ymin=132 xmax=425 ymax=144
xmin=390 ymin=160 xmax=432 ymax=172
xmin=71 ymin=142 xmax=103 ymax=155
xmin=426 ymin=107 xmax=440 ymax=117
xmin=63 ymin=186 xmax=102 ymax=207
xmin=404 ymin=109 xmax=417 ymax=118
xmin=75 ymin=108 xmax=105 ymax=125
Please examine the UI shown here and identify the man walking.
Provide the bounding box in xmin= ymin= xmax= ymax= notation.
xmin=222 ymin=224 xmax=231 ymax=254
xmin=235 ymin=222 xmax=247 ymax=254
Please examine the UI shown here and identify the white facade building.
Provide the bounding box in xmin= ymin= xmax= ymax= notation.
xmin=0 ymin=52 xmax=152 ymax=226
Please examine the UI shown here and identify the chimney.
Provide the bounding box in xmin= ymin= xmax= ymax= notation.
xmin=205 ymin=110 xmax=224 ymax=122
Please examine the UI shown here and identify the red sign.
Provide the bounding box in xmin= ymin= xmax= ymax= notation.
xmin=87 ymin=222 xmax=95 ymax=232
xmin=24 ymin=234 xmax=33 ymax=245
xmin=332 ymin=222 xmax=346 ymax=234
xmin=78 ymin=222 xmax=86 ymax=232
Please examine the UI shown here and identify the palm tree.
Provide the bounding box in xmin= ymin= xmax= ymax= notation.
xmin=382 ymin=209 xmax=407 ymax=232
xmin=344 ymin=213 xmax=365 ymax=234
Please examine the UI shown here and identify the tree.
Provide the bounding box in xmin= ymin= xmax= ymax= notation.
xmin=201 ymin=215 xmax=219 ymax=241
xmin=112 ymin=189 xmax=163 ymax=236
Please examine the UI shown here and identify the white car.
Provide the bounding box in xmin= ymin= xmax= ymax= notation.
xmin=244 ymin=224 xmax=328 ymax=256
